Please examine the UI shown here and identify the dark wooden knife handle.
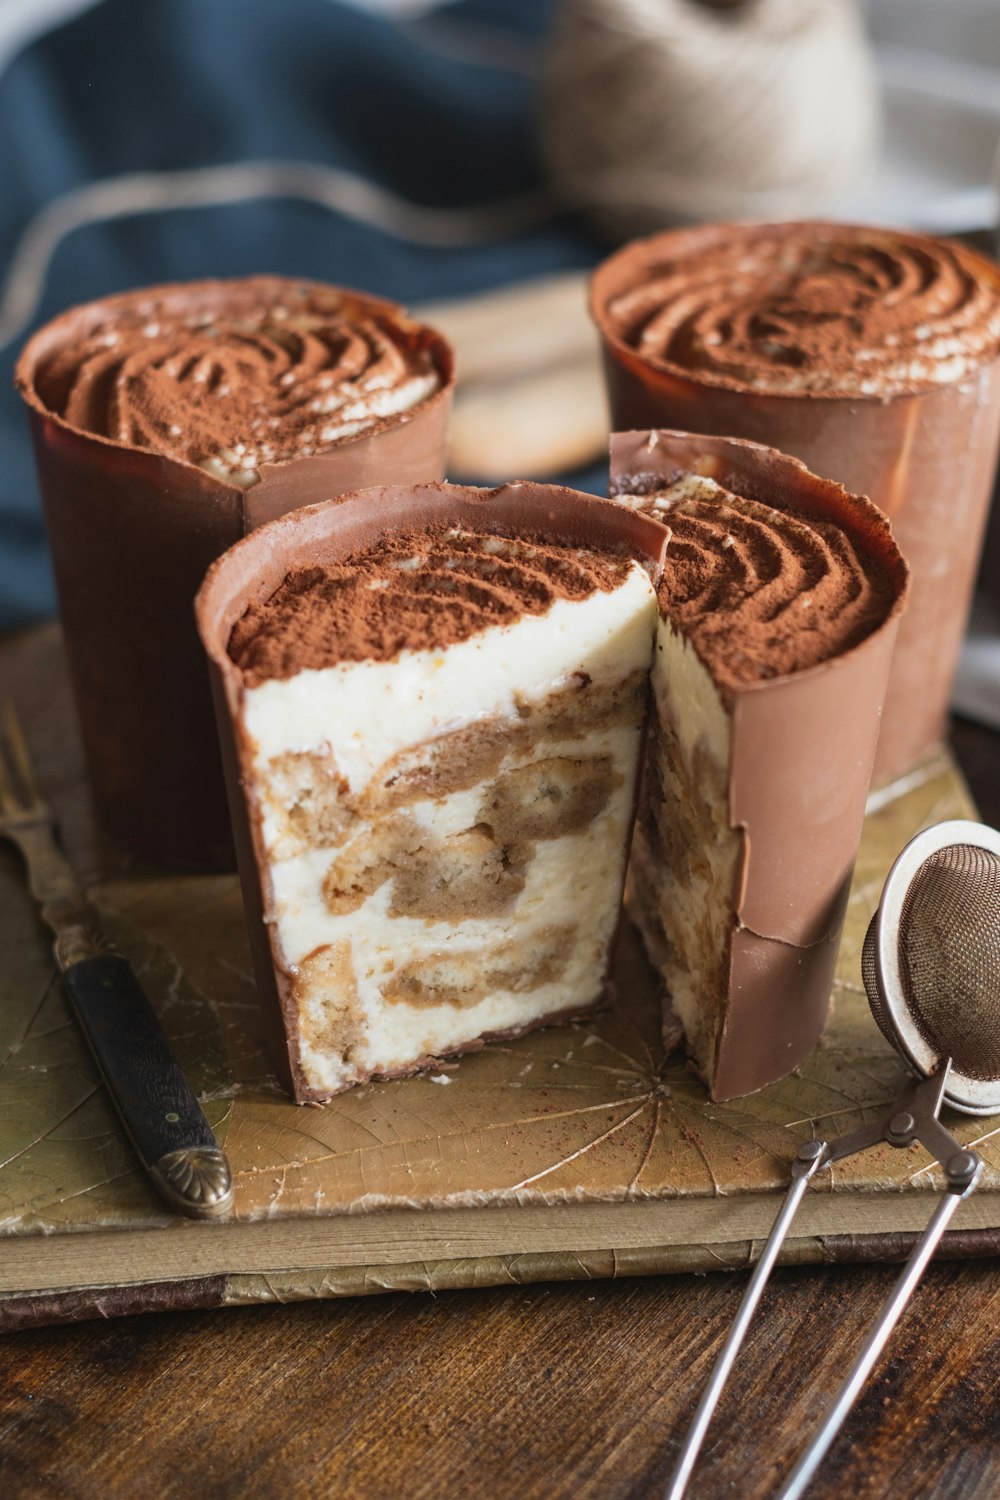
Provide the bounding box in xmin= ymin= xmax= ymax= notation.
xmin=62 ymin=954 xmax=233 ymax=1218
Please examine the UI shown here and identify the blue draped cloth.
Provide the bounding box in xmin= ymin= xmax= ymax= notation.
xmin=0 ymin=0 xmax=602 ymax=630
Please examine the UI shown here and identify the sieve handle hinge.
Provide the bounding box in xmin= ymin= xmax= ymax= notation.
xmin=904 ymin=1061 xmax=982 ymax=1191
xmin=822 ymin=1063 xmax=980 ymax=1190
xmin=772 ymin=1062 xmax=983 ymax=1500
xmin=843 ymin=1062 xmax=983 ymax=1193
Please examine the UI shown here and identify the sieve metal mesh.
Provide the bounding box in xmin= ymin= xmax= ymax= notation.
xmin=892 ymin=843 xmax=1000 ymax=1082
xmin=861 ymin=914 xmax=895 ymax=1048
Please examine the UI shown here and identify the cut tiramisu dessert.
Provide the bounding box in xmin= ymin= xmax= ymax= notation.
xmin=196 ymin=483 xmax=666 ymax=1101
xmin=591 ymin=222 xmax=1000 ymax=781
xmin=16 ymin=277 xmax=453 ymax=868
xmin=610 ymin=431 xmax=909 ymax=1101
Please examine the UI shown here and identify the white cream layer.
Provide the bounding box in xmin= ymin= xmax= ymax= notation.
xmin=243 ymin=561 xmax=656 ymax=798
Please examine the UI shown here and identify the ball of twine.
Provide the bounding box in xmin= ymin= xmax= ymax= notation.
xmin=539 ymin=0 xmax=881 ymax=238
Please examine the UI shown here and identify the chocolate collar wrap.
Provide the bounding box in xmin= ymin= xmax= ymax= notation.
xmin=592 ymin=223 xmax=1000 ymax=785
xmin=16 ymin=281 xmax=454 ymax=870
xmin=610 ymin=430 xmax=910 ymax=1101
xmin=195 ymin=481 xmax=668 ymax=1103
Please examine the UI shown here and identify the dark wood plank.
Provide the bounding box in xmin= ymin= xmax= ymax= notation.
xmin=1 ymin=1265 xmax=1000 ymax=1499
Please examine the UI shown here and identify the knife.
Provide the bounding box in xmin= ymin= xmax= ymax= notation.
xmin=0 ymin=700 xmax=233 ymax=1220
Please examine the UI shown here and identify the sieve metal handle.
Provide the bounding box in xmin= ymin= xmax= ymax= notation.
xmin=775 ymin=1174 xmax=977 ymax=1500
xmin=665 ymin=1141 xmax=830 ymax=1500
xmin=665 ymin=1065 xmax=979 ymax=1500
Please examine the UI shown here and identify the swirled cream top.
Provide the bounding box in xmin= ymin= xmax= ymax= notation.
xmin=606 ymin=224 xmax=1000 ymax=397
xmin=25 ymin=276 xmax=442 ymax=485
xmin=617 ymin=474 xmax=895 ymax=697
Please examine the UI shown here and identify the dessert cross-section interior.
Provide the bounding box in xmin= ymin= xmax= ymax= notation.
xmin=197 ymin=481 xmax=668 ymax=1101
xmin=609 ymin=430 xmax=908 ymax=1100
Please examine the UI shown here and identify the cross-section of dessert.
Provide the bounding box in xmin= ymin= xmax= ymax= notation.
xmin=610 ymin=431 xmax=909 ymax=1101
xmin=197 ymin=483 xmax=666 ymax=1101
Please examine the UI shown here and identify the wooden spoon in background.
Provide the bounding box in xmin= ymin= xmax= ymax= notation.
xmin=416 ymin=271 xmax=608 ymax=482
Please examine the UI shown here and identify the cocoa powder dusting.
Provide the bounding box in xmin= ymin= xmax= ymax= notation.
xmin=229 ymin=527 xmax=634 ymax=685
xmin=630 ymin=477 xmax=895 ymax=696
xmin=23 ymin=276 xmax=441 ymax=483
xmin=607 ymin=223 xmax=1000 ymax=398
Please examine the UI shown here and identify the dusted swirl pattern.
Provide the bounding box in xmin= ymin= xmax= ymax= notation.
xmin=32 ymin=277 xmax=442 ymax=486
xmin=607 ymin=225 xmax=1000 ymax=397
xmin=620 ymin=476 xmax=894 ymax=695
xmin=229 ymin=528 xmax=636 ymax=684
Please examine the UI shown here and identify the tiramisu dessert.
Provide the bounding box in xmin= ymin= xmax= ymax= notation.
xmin=196 ymin=482 xmax=666 ymax=1101
xmin=26 ymin=276 xmax=446 ymax=485
xmin=591 ymin=222 xmax=1000 ymax=781
xmin=16 ymin=277 xmax=453 ymax=867
xmin=611 ymin=431 xmax=909 ymax=1100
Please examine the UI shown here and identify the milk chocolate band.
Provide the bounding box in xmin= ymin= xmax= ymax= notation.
xmin=611 ymin=430 xmax=909 ymax=1099
xmin=592 ymin=223 xmax=1000 ymax=783
xmin=196 ymin=482 xmax=668 ymax=1101
xmin=16 ymin=279 xmax=454 ymax=868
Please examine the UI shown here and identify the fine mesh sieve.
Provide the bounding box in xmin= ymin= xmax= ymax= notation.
xmin=861 ymin=820 xmax=1000 ymax=1115
xmin=669 ymin=818 xmax=1000 ymax=1500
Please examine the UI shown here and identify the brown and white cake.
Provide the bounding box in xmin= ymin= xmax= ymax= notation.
xmin=15 ymin=277 xmax=454 ymax=868
xmin=611 ymin=431 xmax=909 ymax=1100
xmin=196 ymin=482 xmax=666 ymax=1101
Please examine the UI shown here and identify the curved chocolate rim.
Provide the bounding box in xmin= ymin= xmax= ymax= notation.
xmin=590 ymin=220 xmax=1000 ymax=402
xmin=609 ymin=427 xmax=910 ymax=698
xmin=15 ymin=274 xmax=455 ymax=488
xmin=196 ymin=480 xmax=668 ymax=1101
xmin=197 ymin=479 xmax=669 ymax=664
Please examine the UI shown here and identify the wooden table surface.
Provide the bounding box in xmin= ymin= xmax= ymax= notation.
xmin=1 ymin=625 xmax=999 ymax=1500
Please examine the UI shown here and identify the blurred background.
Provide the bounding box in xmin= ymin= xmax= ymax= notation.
xmin=1 ymin=0 xmax=999 ymax=715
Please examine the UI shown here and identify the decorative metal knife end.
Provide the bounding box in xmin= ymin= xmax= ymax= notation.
xmin=153 ymin=1147 xmax=235 ymax=1219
